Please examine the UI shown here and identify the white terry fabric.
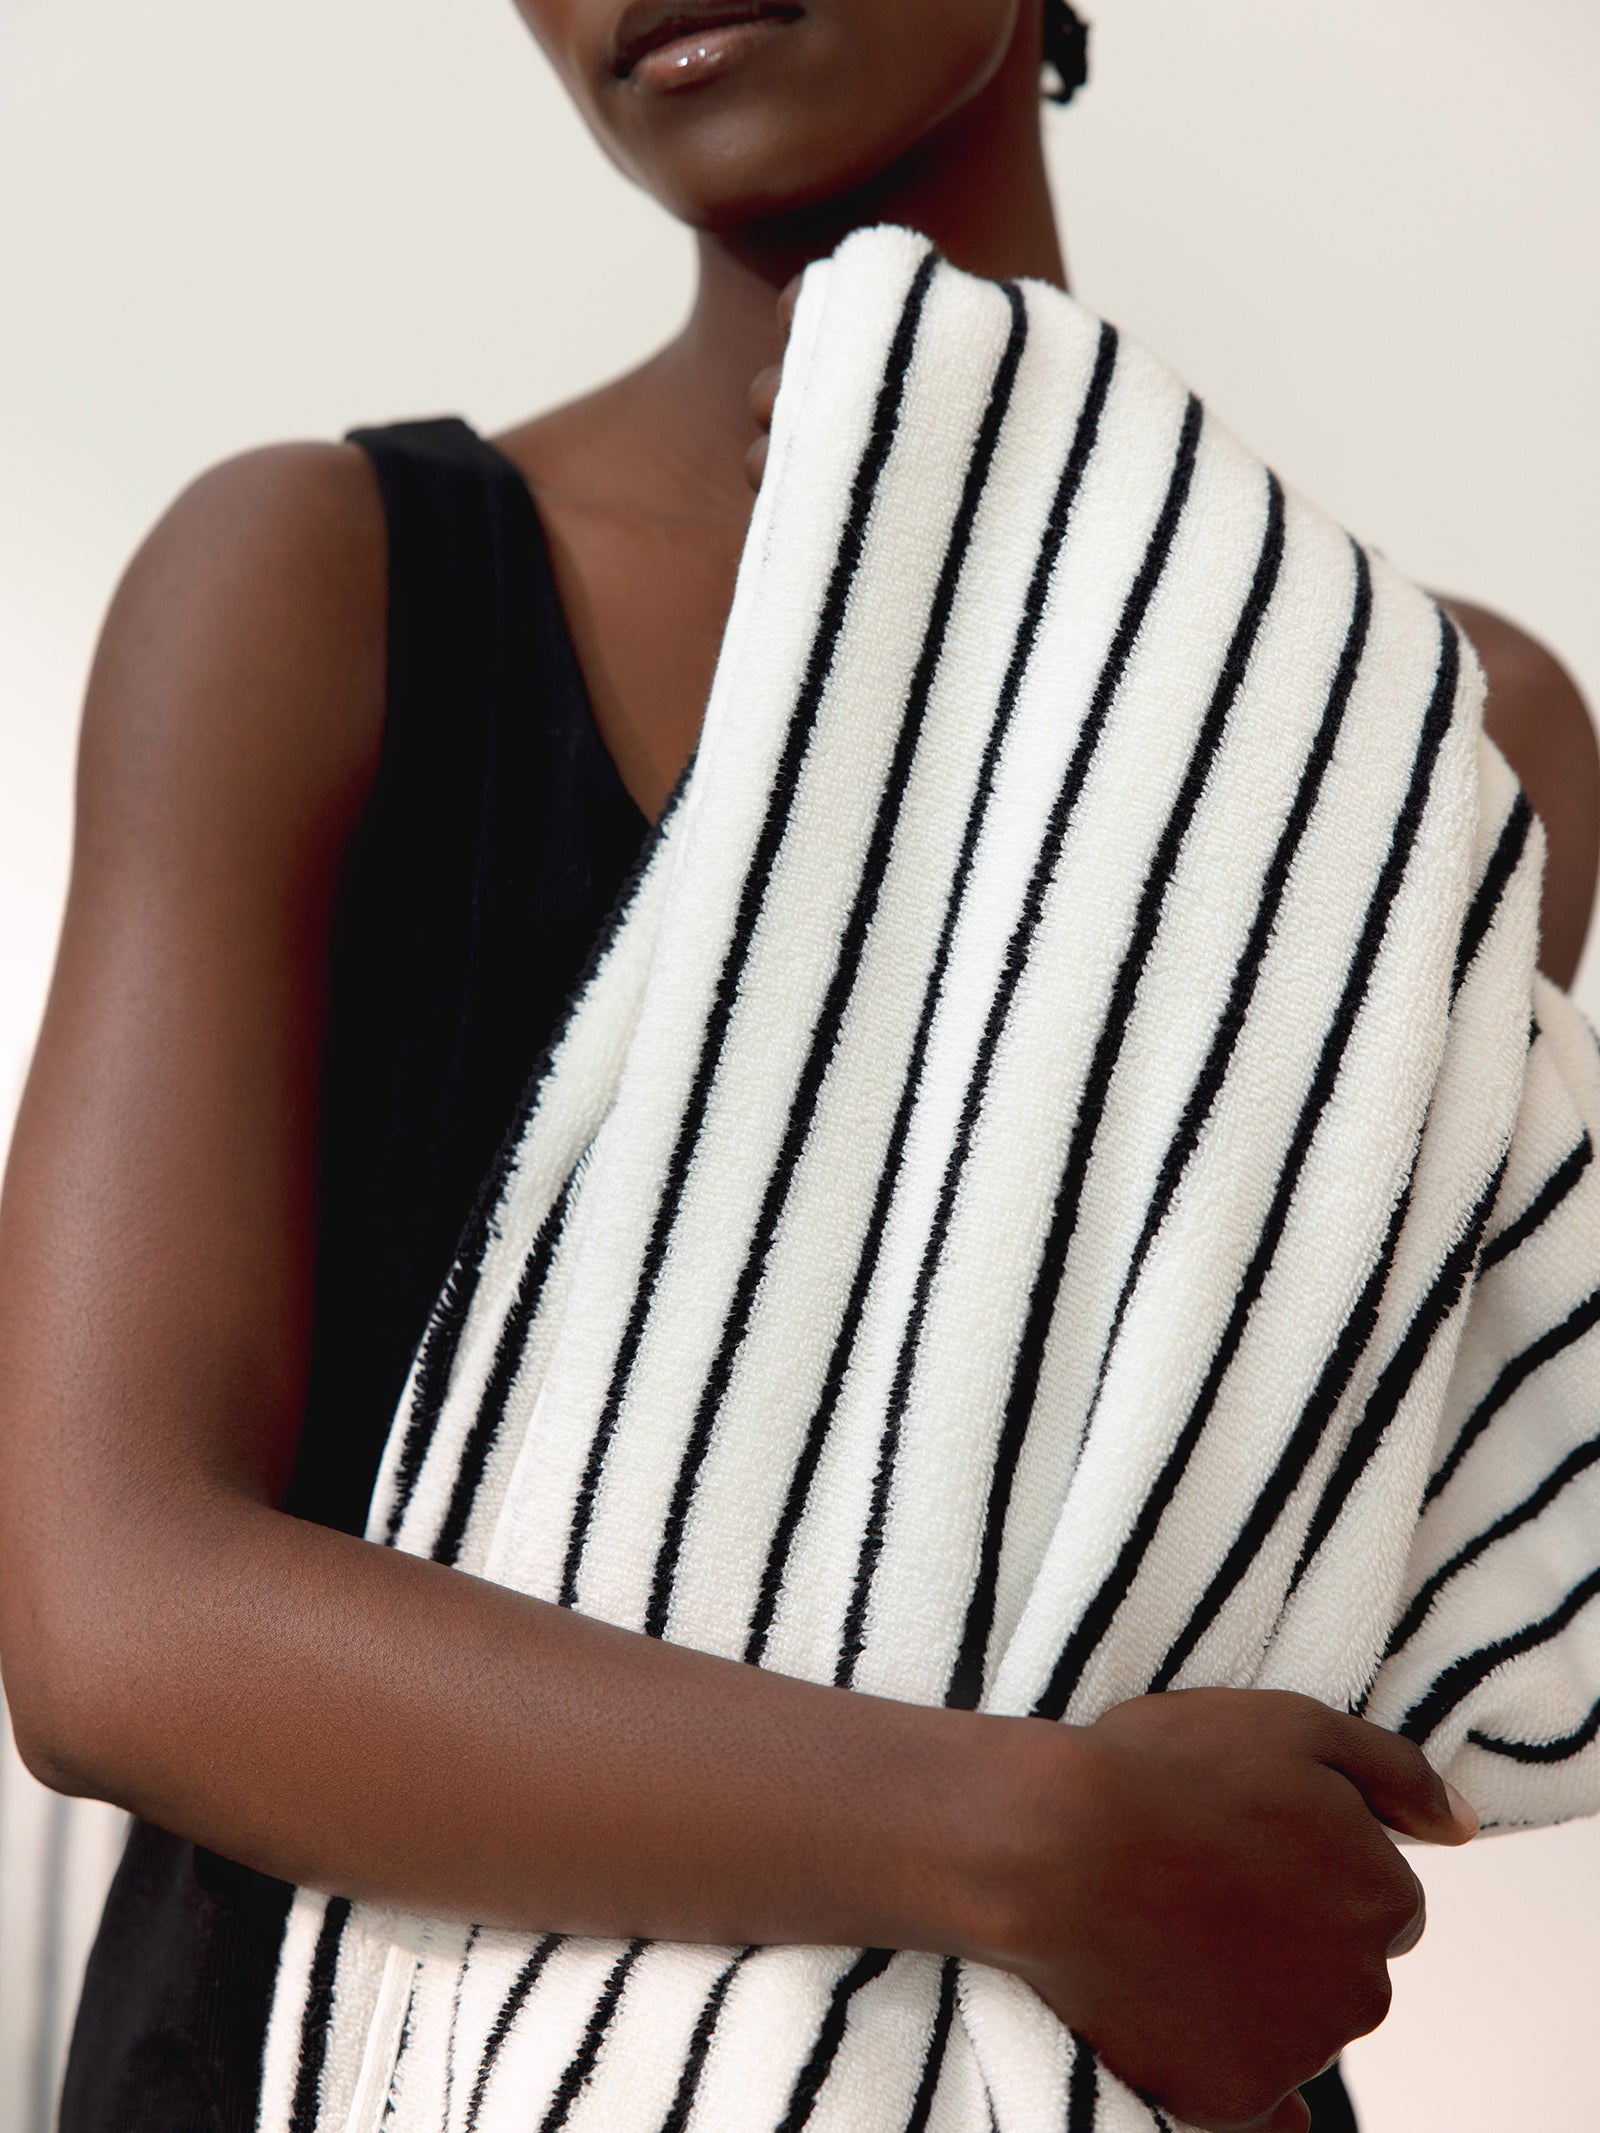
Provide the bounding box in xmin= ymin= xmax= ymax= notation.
xmin=260 ymin=228 xmax=1600 ymax=2133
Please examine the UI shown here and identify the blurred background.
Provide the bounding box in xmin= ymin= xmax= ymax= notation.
xmin=1 ymin=0 xmax=1596 ymax=2125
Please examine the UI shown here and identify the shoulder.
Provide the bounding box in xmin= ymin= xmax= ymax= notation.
xmin=78 ymin=440 xmax=390 ymax=873
xmin=1443 ymin=599 xmax=1590 ymax=725
xmin=1437 ymin=595 xmax=1599 ymax=984
xmin=1440 ymin=595 xmax=1596 ymax=803
xmin=117 ymin=438 xmax=386 ymax=624
xmin=98 ymin=438 xmax=387 ymax=708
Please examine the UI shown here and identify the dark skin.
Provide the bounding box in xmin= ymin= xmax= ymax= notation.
xmin=0 ymin=3 xmax=1592 ymax=2127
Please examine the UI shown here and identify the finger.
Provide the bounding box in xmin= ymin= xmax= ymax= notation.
xmin=1317 ymin=1712 xmax=1478 ymax=1844
xmin=1195 ymin=2091 xmax=1312 ymax=2133
xmin=1388 ymin=1864 xmax=1426 ymax=1958
xmin=744 ymin=433 xmax=769 ymax=494
xmin=1441 ymin=1778 xmax=1479 ymax=1837
xmin=776 ymin=271 xmax=803 ymax=339
xmin=747 ymin=362 xmax=782 ymax=431
xmin=1267 ymin=2092 xmax=1314 ymax=2133
xmin=1243 ymin=2092 xmax=1313 ymax=2133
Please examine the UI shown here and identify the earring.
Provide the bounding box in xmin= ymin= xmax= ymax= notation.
xmin=1043 ymin=0 xmax=1091 ymax=104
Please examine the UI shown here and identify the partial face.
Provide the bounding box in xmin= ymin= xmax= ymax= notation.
xmin=512 ymin=0 xmax=1032 ymax=230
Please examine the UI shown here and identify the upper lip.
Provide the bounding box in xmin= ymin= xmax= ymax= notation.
xmin=610 ymin=0 xmax=802 ymax=78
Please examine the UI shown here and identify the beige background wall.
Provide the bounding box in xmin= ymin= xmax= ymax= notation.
xmin=1 ymin=1 xmax=1595 ymax=2126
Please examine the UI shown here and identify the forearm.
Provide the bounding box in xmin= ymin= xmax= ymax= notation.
xmin=24 ymin=1490 xmax=1015 ymax=1959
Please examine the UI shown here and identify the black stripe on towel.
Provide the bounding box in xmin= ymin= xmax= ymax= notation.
xmin=946 ymin=468 xmax=1288 ymax=1708
xmin=432 ymin=1163 xmax=579 ymax=1566
xmin=557 ymin=248 xmax=939 ymax=1610
xmin=1479 ymin=1134 xmax=1594 ymax=1274
xmin=1398 ymin=1564 xmax=1600 ymax=1746
xmin=1150 ymin=1161 xmax=1417 ymax=1693
xmin=1468 ymin=1690 xmax=1600 ymax=1764
xmin=289 ymin=1896 xmax=353 ymax=2133
xmin=903 ymin=1958 xmax=960 ymax=2133
xmin=643 ymin=281 xmax=1031 ymax=1639
xmin=464 ymin=1935 xmax=567 ymax=2133
xmin=1423 ymin=1285 xmax=1600 ymax=1509
xmin=1031 ymin=609 xmax=1465 ymax=1721
xmin=655 ymin=1947 xmax=759 ymax=2133
xmin=742 ymin=319 xmax=1120 ymax=1668
xmin=777 ymin=1948 xmax=897 ymax=2132
xmin=381 ymin=1966 xmax=421 ymax=2124
xmin=1383 ymin=1429 xmax=1600 ymax=1666
xmin=1286 ymin=1153 xmax=1506 ymax=1595
xmin=1137 ymin=553 xmax=1386 ymax=1692
xmin=835 ymin=389 xmax=1206 ymax=1691
xmin=1071 ymin=538 xmax=1373 ymax=1503
xmin=1067 ymin=2034 xmax=1100 ymax=2133
xmin=539 ymin=1940 xmax=647 ymax=2133
xmin=443 ymin=1924 xmax=483 ymax=2133
xmin=1143 ymin=571 xmax=1518 ymax=1680
xmin=1451 ymin=791 xmax=1533 ymax=1003
xmin=384 ymin=1255 xmax=489 ymax=1547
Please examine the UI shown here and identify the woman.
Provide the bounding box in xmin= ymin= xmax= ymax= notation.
xmin=0 ymin=4 xmax=1593 ymax=2130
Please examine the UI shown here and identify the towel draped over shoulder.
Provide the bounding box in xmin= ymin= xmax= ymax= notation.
xmin=260 ymin=228 xmax=1600 ymax=2133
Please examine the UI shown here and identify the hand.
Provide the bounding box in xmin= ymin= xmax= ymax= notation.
xmin=745 ymin=274 xmax=802 ymax=493
xmin=969 ymin=1690 xmax=1477 ymax=2133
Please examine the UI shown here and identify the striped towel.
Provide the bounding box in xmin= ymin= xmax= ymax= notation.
xmin=260 ymin=227 xmax=1600 ymax=2133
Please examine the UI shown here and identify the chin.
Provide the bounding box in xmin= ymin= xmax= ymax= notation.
xmin=576 ymin=6 xmax=1016 ymax=236
xmin=614 ymin=103 xmax=940 ymax=234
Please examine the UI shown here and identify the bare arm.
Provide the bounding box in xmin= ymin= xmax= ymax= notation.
xmin=0 ymin=451 xmax=1469 ymax=2133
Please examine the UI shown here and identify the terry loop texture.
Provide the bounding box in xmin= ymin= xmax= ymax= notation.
xmin=261 ymin=229 xmax=1600 ymax=2133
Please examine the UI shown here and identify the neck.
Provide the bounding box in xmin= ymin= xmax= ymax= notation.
xmin=641 ymin=25 xmax=1065 ymax=516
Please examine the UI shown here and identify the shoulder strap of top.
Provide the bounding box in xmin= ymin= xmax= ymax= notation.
xmin=342 ymin=414 xmax=644 ymax=847
xmin=346 ymin=415 xmax=575 ymax=781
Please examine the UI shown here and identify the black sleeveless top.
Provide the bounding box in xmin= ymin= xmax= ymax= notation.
xmin=56 ymin=418 xmax=1358 ymax=2133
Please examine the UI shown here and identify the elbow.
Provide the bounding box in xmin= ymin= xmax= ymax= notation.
xmin=2 ymin=1490 xmax=260 ymax=1808
xmin=7 ymin=1701 xmax=95 ymax=1801
xmin=1 ymin=1603 xmax=115 ymax=1799
xmin=0 ymin=1554 xmax=144 ymax=1802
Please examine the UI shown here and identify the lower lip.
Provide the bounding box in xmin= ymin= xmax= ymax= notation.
xmin=627 ymin=16 xmax=794 ymax=92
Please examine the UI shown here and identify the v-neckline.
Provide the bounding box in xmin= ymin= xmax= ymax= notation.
xmin=459 ymin=419 xmax=656 ymax=836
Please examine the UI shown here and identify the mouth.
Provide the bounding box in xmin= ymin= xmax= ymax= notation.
xmin=610 ymin=1 xmax=804 ymax=85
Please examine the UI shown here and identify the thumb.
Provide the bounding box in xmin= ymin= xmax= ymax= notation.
xmin=1318 ymin=1713 xmax=1479 ymax=1845
xmin=1263 ymin=2093 xmax=1313 ymax=2133
xmin=1238 ymin=2092 xmax=1312 ymax=2133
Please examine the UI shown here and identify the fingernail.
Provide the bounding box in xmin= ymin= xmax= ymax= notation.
xmin=1444 ymin=1781 xmax=1479 ymax=1835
